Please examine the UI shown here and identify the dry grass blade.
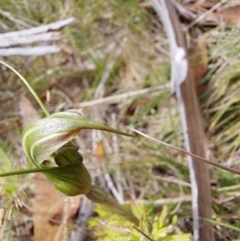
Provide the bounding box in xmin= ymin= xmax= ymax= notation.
xmin=129 ymin=128 xmax=240 ymax=176
xmin=184 ymin=0 xmax=227 ymax=30
xmin=204 ymin=25 xmax=240 ymax=164
xmin=78 ymin=84 xmax=169 ymax=107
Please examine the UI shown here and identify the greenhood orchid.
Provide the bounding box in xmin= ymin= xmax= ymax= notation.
xmin=0 ymin=61 xmax=138 ymax=223
xmin=1 ymin=109 xmax=138 ymax=223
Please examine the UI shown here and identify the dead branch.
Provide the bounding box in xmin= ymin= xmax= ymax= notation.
xmin=0 ymin=17 xmax=75 ymax=56
xmin=0 ymin=18 xmax=75 ymax=38
xmin=77 ymin=84 xmax=168 ymax=108
xmin=0 ymin=46 xmax=60 ymax=56
xmin=0 ymin=32 xmax=61 ymax=48
xmin=152 ymin=0 xmax=214 ymax=240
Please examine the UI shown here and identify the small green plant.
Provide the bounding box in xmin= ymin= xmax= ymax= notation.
xmin=89 ymin=204 xmax=191 ymax=241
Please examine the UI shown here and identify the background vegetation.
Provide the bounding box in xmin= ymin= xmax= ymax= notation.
xmin=0 ymin=0 xmax=240 ymax=240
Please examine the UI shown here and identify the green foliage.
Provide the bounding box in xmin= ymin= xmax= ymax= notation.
xmin=215 ymin=169 xmax=239 ymax=187
xmin=89 ymin=204 xmax=191 ymax=241
xmin=0 ymin=61 xmax=138 ymax=223
xmin=204 ymin=27 xmax=240 ymax=161
xmin=207 ymin=218 xmax=240 ymax=233
xmin=1 ymin=0 xmax=240 ymax=239
xmin=0 ymin=144 xmax=18 ymax=197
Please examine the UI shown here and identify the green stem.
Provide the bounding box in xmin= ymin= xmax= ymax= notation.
xmin=0 ymin=167 xmax=46 ymax=177
xmin=0 ymin=162 xmax=81 ymax=177
xmin=0 ymin=60 xmax=49 ymax=117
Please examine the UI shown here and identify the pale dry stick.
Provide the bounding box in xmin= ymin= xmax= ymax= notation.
xmin=69 ymin=196 xmax=93 ymax=241
xmin=0 ymin=17 xmax=75 ymax=38
xmin=78 ymin=84 xmax=169 ymax=108
xmin=217 ymin=193 xmax=240 ymax=204
xmin=129 ymin=128 xmax=240 ymax=175
xmin=0 ymin=46 xmax=60 ymax=56
xmin=104 ymin=170 xmax=124 ymax=203
xmin=184 ymin=0 xmax=229 ymax=31
xmin=169 ymin=0 xmax=197 ymax=20
xmin=125 ymin=195 xmax=192 ymax=206
xmin=217 ymin=184 xmax=240 ymax=192
xmin=154 ymin=175 xmax=191 ymax=187
xmin=0 ymin=32 xmax=62 ymax=48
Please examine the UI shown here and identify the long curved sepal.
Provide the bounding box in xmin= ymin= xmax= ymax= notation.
xmin=22 ymin=109 xmax=135 ymax=167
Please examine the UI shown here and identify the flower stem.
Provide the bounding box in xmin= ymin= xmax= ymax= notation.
xmin=0 ymin=162 xmax=80 ymax=177
xmin=0 ymin=60 xmax=49 ymax=116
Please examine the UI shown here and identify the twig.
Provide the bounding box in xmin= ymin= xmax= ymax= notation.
xmin=0 ymin=17 xmax=75 ymax=38
xmin=137 ymin=195 xmax=192 ymax=206
xmin=170 ymin=0 xmax=219 ymax=26
xmin=69 ymin=196 xmax=93 ymax=241
xmin=217 ymin=184 xmax=240 ymax=192
xmin=217 ymin=193 xmax=240 ymax=204
xmin=169 ymin=0 xmax=197 ymax=21
xmin=78 ymin=84 xmax=169 ymax=108
xmin=0 ymin=32 xmax=62 ymax=48
xmin=104 ymin=171 xmax=124 ymax=203
xmin=154 ymin=176 xmax=191 ymax=187
xmin=0 ymin=18 xmax=75 ymax=56
xmin=184 ymin=0 xmax=228 ymax=31
xmin=152 ymin=1 xmax=214 ymax=240
xmin=0 ymin=46 xmax=60 ymax=56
